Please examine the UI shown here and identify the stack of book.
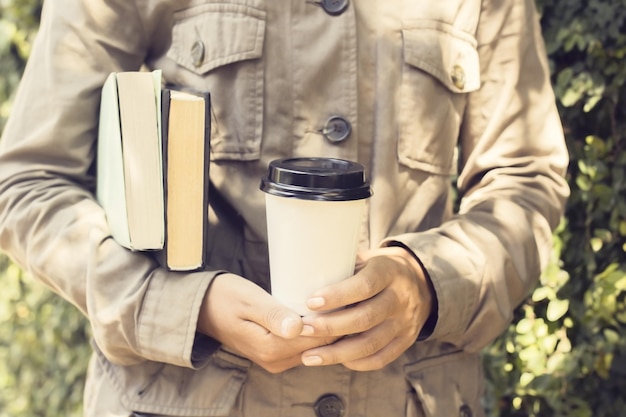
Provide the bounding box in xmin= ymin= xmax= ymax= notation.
xmin=96 ymin=70 xmax=211 ymax=272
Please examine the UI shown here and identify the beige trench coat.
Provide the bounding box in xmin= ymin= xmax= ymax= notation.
xmin=0 ymin=0 xmax=569 ymax=416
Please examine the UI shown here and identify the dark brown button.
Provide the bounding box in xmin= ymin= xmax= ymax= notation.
xmin=322 ymin=115 xmax=351 ymax=143
xmin=459 ymin=404 xmax=473 ymax=417
xmin=314 ymin=394 xmax=345 ymax=417
xmin=321 ymin=0 xmax=349 ymax=15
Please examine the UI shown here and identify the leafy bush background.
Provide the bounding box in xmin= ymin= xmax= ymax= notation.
xmin=0 ymin=0 xmax=625 ymax=416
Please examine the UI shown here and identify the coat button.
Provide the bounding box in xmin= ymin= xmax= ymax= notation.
xmin=322 ymin=115 xmax=351 ymax=143
xmin=191 ymin=40 xmax=206 ymax=68
xmin=314 ymin=394 xmax=345 ymax=417
xmin=459 ymin=404 xmax=473 ymax=417
xmin=450 ymin=64 xmax=466 ymax=90
xmin=321 ymin=0 xmax=349 ymax=15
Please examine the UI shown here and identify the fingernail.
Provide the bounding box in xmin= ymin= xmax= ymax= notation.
xmin=300 ymin=324 xmax=315 ymax=336
xmin=281 ymin=317 xmax=300 ymax=337
xmin=307 ymin=297 xmax=325 ymax=309
xmin=302 ymin=355 xmax=323 ymax=366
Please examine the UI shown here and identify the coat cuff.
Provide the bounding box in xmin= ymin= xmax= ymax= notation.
xmin=382 ymin=229 xmax=482 ymax=342
xmin=137 ymin=268 xmax=223 ymax=369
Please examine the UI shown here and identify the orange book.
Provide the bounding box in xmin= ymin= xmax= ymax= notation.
xmin=160 ymin=88 xmax=211 ymax=271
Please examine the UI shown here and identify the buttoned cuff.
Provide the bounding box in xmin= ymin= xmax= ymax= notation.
xmin=137 ymin=268 xmax=223 ymax=369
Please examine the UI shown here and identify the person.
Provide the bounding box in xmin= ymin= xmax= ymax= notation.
xmin=0 ymin=0 xmax=570 ymax=416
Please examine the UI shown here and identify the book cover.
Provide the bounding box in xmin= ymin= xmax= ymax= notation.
xmin=96 ymin=70 xmax=165 ymax=251
xmin=160 ymin=88 xmax=211 ymax=271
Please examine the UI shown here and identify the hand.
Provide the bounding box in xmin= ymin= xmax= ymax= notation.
xmin=197 ymin=273 xmax=338 ymax=373
xmin=299 ymin=246 xmax=434 ymax=371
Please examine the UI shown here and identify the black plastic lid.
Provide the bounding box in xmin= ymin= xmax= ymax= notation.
xmin=260 ymin=157 xmax=372 ymax=201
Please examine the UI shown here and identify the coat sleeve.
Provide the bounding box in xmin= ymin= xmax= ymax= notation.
xmin=0 ymin=0 xmax=220 ymax=368
xmin=388 ymin=0 xmax=570 ymax=351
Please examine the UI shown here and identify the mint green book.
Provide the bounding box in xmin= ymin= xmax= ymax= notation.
xmin=96 ymin=70 xmax=164 ymax=251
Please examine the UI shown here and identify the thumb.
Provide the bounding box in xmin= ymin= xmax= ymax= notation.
xmin=265 ymin=305 xmax=303 ymax=339
xmin=249 ymin=290 xmax=303 ymax=339
xmin=201 ymin=273 xmax=304 ymax=340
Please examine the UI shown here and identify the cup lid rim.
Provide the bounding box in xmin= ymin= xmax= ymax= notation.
xmin=260 ymin=157 xmax=372 ymax=201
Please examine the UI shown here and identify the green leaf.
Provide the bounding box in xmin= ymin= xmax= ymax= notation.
xmin=619 ymin=221 xmax=626 ymax=236
xmin=603 ymin=328 xmax=620 ymax=344
xmin=532 ymin=285 xmax=556 ymax=302
xmin=576 ymin=174 xmax=592 ymax=191
xmin=590 ymin=237 xmax=603 ymax=252
xmin=546 ymin=299 xmax=570 ymax=321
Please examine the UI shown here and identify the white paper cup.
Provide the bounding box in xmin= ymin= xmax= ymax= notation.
xmin=260 ymin=158 xmax=372 ymax=315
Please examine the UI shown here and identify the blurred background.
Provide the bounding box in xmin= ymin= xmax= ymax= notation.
xmin=0 ymin=0 xmax=625 ymax=416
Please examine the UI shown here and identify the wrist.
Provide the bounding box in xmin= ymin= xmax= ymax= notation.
xmin=383 ymin=243 xmax=438 ymax=340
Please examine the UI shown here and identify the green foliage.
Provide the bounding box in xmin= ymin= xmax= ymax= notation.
xmin=0 ymin=0 xmax=41 ymax=132
xmin=0 ymin=255 xmax=90 ymax=417
xmin=483 ymin=0 xmax=626 ymax=416
xmin=1 ymin=0 xmax=626 ymax=416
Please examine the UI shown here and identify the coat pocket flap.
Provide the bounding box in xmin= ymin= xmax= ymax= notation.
xmin=167 ymin=3 xmax=266 ymax=75
xmin=404 ymin=350 xmax=484 ymax=417
xmin=402 ymin=21 xmax=480 ymax=93
xmin=98 ymin=345 xmax=250 ymax=416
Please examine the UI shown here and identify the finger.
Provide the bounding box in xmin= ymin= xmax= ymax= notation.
xmin=245 ymin=297 xmax=304 ymax=339
xmin=354 ymin=249 xmax=376 ymax=270
xmin=222 ymin=275 xmax=304 ymax=339
xmin=301 ymin=320 xmax=396 ymax=367
xmin=301 ymin=288 xmax=397 ymax=337
xmin=228 ymin=341 xmax=306 ymax=374
xmin=232 ymin=320 xmax=339 ymax=370
xmin=342 ymin=335 xmax=410 ymax=371
xmin=306 ymin=265 xmax=391 ymax=312
xmin=256 ymin=334 xmax=345 ymax=373
xmin=261 ymin=354 xmax=307 ymax=374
